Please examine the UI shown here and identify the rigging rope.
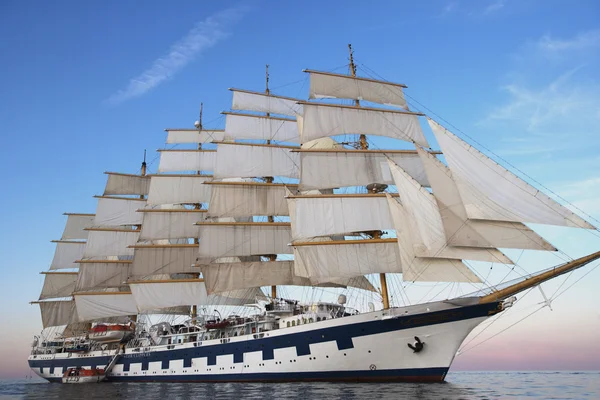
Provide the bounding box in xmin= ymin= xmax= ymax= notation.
xmin=350 ymin=61 xmax=600 ymax=297
xmin=357 ymin=61 xmax=600 ymax=234
xmin=458 ymin=261 xmax=600 ymax=355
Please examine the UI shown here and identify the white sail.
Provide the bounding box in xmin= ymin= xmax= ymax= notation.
xmin=231 ymin=89 xmax=303 ymax=116
xmin=157 ymin=150 xmax=217 ymax=173
xmin=146 ymin=175 xmax=213 ymax=205
xmin=224 ymin=113 xmax=300 ymax=143
xmin=39 ymin=273 xmax=77 ymax=300
xmin=298 ymin=150 xmax=429 ymax=190
xmin=214 ymin=144 xmax=300 ymax=179
xmin=165 ymin=129 xmax=225 ymax=144
xmin=416 ymin=146 xmax=556 ymax=250
xmin=301 ymin=137 xmax=342 ymax=149
xmin=61 ymin=214 xmax=94 ymax=240
xmin=207 ymin=183 xmax=294 ymax=217
xmin=82 ymin=229 xmax=139 ymax=258
xmin=386 ymin=195 xmax=482 ymax=283
xmin=299 ymin=103 xmax=428 ymax=147
xmin=287 ymin=195 xmax=393 ymax=240
xmin=130 ymin=280 xmax=208 ymax=311
xmin=50 ymin=241 xmax=86 ymax=270
xmin=75 ymin=262 xmax=131 ymax=291
xmin=429 ymin=119 xmax=594 ymax=229
xmin=139 ymin=210 xmax=205 ymax=240
xmin=93 ymin=197 xmax=145 ymax=227
xmin=74 ymin=292 xmax=137 ymax=321
xmin=197 ymin=223 xmax=292 ymax=261
xmin=307 ymin=70 xmax=408 ymax=109
xmin=104 ymin=172 xmax=150 ymax=196
xmin=130 ymin=246 xmax=198 ymax=278
xmin=38 ymin=300 xmax=77 ymax=328
xmin=387 ymin=161 xmax=512 ymax=264
xmin=129 ymin=280 xmax=264 ymax=311
xmin=293 ymin=240 xmax=402 ymax=282
xmin=201 ymin=261 xmax=377 ymax=293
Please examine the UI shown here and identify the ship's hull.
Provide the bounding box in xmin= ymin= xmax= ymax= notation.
xmin=29 ymin=300 xmax=500 ymax=383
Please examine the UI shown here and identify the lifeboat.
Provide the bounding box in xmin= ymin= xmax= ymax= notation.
xmin=62 ymin=367 xmax=105 ymax=384
xmin=204 ymin=319 xmax=230 ymax=330
xmin=89 ymin=324 xmax=133 ymax=343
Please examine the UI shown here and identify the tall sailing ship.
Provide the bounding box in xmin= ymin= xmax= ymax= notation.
xmin=29 ymin=47 xmax=599 ymax=383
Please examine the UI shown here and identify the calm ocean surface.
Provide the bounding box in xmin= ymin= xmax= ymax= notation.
xmin=1 ymin=371 xmax=599 ymax=399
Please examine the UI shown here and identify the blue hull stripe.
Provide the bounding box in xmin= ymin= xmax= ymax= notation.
xmin=30 ymin=301 xmax=499 ymax=378
xmin=44 ymin=367 xmax=449 ymax=383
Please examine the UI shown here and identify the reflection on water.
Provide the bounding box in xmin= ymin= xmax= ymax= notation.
xmin=2 ymin=371 xmax=599 ymax=399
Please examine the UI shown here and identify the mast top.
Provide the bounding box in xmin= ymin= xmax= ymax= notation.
xmin=194 ymin=103 xmax=203 ymax=130
xmin=265 ymin=64 xmax=270 ymax=95
xmin=141 ymin=149 xmax=147 ymax=177
xmin=347 ymin=44 xmax=367 ymax=147
xmin=195 ymin=103 xmax=204 ymax=150
xmin=348 ymin=44 xmax=357 ymax=78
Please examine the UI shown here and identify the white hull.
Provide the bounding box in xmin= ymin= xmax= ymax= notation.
xmin=29 ymin=300 xmax=500 ymax=382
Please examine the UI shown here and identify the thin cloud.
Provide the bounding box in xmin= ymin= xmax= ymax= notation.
xmin=484 ymin=66 xmax=599 ymax=132
xmin=107 ymin=7 xmax=247 ymax=105
xmin=537 ymin=29 xmax=600 ymax=52
xmin=438 ymin=1 xmax=457 ymax=17
xmin=464 ymin=0 xmax=505 ymax=18
xmin=495 ymin=145 xmax=559 ymax=157
xmin=483 ymin=0 xmax=505 ymax=14
xmin=555 ymin=177 xmax=600 ymax=222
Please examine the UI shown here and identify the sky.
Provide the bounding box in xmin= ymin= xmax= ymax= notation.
xmin=1 ymin=0 xmax=600 ymax=378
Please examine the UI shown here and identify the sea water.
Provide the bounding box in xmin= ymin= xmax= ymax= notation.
xmin=1 ymin=371 xmax=599 ymax=399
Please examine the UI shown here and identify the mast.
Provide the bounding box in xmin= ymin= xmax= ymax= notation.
xmin=69 ymin=163 xmax=151 ymax=325
xmin=264 ymin=64 xmax=278 ymax=300
xmin=348 ymin=44 xmax=368 ymax=150
xmin=132 ymin=111 xmax=220 ymax=320
xmin=348 ymin=44 xmax=390 ymax=309
xmin=192 ymin=104 xmax=204 ymax=321
xmin=128 ymin=151 xmax=147 ymax=323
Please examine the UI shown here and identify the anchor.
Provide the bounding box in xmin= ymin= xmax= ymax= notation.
xmin=407 ymin=336 xmax=425 ymax=353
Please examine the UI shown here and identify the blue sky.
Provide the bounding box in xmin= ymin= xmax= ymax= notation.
xmin=1 ymin=0 xmax=600 ymax=377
